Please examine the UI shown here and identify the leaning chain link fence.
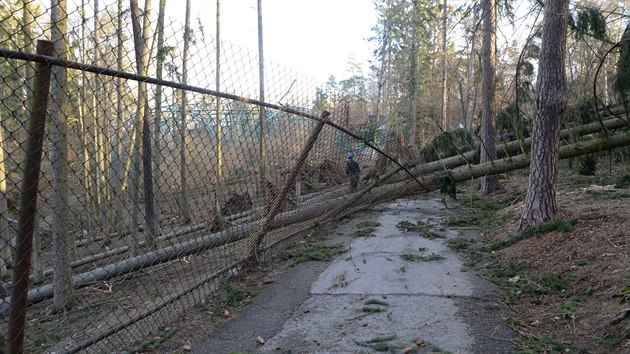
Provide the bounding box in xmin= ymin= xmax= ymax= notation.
xmin=0 ymin=1 xmax=420 ymax=352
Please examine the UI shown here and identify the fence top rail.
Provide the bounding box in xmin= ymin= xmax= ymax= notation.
xmin=0 ymin=46 xmax=425 ymax=189
xmin=0 ymin=47 xmax=321 ymax=122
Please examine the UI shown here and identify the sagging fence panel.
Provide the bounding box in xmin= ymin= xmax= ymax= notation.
xmin=0 ymin=1 xmax=415 ymax=352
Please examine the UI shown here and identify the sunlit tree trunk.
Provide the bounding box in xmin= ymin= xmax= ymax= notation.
xmin=93 ymin=0 xmax=110 ymax=234
xmin=50 ymin=0 xmax=76 ymax=313
xmin=111 ymin=0 xmax=126 ymax=234
xmin=373 ymin=0 xmax=391 ymax=169
xmin=179 ymin=0 xmax=192 ymax=224
xmin=440 ymin=0 xmax=448 ymax=130
xmin=79 ymin=0 xmax=93 ymax=240
xmin=519 ymin=0 xmax=569 ymax=230
xmin=129 ymin=0 xmax=156 ymax=245
xmin=409 ymin=0 xmax=418 ymax=148
xmin=214 ymin=0 xmax=226 ymax=223
xmin=464 ymin=8 xmax=479 ymax=132
xmin=480 ymin=0 xmax=500 ymax=195
xmin=152 ymin=0 xmax=166 ymax=231
xmin=0 ymin=111 xmax=10 ymax=275
xmin=92 ymin=0 xmax=101 ymax=222
xmin=257 ymin=0 xmax=267 ymax=202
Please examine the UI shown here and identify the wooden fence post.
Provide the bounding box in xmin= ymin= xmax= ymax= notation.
xmin=7 ymin=39 xmax=54 ymax=354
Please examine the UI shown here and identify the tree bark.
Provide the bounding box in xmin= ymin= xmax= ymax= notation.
xmin=214 ymin=0 xmax=226 ymax=225
xmin=440 ymin=0 xmax=448 ymax=130
xmin=152 ymin=0 xmax=166 ymax=229
xmin=0 ymin=112 xmax=11 ymax=275
xmin=409 ymin=0 xmax=419 ymax=147
xmin=519 ymin=0 xmax=569 ymax=230
xmin=257 ymin=0 xmax=267 ymax=203
xmin=480 ymin=0 xmax=500 ymax=195
xmin=112 ymin=0 xmax=126 ymax=234
xmin=180 ymin=0 xmax=192 ymax=224
xmin=4 ymin=129 xmax=630 ymax=314
xmin=50 ymin=0 xmax=76 ymax=313
xmin=464 ymin=8 xmax=479 ymax=132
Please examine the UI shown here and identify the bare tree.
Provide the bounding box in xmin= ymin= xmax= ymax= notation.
xmin=257 ymin=0 xmax=267 ymax=201
xmin=129 ymin=0 xmax=158 ymax=244
xmin=0 ymin=111 xmax=10 ymax=275
xmin=215 ymin=0 xmax=226 ymax=222
xmin=409 ymin=0 xmax=419 ymax=148
xmin=479 ymin=0 xmax=500 ymax=195
xmin=152 ymin=0 xmax=167 ymax=230
xmin=179 ymin=0 xmax=192 ymax=224
xmin=440 ymin=0 xmax=448 ymax=130
xmin=111 ymin=0 xmax=126 ymax=234
xmin=79 ymin=0 xmax=94 ymax=240
xmin=519 ymin=0 xmax=569 ymax=230
xmin=464 ymin=6 xmax=479 ymax=132
xmin=49 ymin=0 xmax=76 ymax=313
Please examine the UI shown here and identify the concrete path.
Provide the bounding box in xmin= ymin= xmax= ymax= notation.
xmin=194 ymin=197 xmax=517 ymax=354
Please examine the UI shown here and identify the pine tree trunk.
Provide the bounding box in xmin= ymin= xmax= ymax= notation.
xmin=480 ymin=0 xmax=500 ymax=195
xmin=464 ymin=8 xmax=479 ymax=132
xmin=152 ymin=0 xmax=166 ymax=230
xmin=0 ymin=112 xmax=11 ymax=275
xmin=180 ymin=0 xmax=192 ymax=224
xmin=257 ymin=0 xmax=267 ymax=203
xmin=440 ymin=0 xmax=448 ymax=130
xmin=50 ymin=0 xmax=76 ymax=313
xmin=112 ymin=0 xmax=126 ymax=234
xmin=519 ymin=0 xmax=569 ymax=230
xmin=409 ymin=0 xmax=419 ymax=147
xmin=215 ymin=0 xmax=226 ymax=223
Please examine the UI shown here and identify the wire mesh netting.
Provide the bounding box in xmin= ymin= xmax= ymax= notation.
xmin=0 ymin=0 xmax=422 ymax=352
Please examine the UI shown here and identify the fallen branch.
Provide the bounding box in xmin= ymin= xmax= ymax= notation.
xmin=3 ymin=130 xmax=629 ymax=315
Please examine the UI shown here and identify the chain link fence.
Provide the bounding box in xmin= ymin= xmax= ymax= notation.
xmin=0 ymin=1 xmax=421 ymax=352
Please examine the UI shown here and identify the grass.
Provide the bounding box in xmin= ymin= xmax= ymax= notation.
xmin=555 ymin=299 xmax=579 ymax=318
xmin=395 ymin=220 xmax=445 ymax=239
xmin=352 ymin=227 xmax=377 ymax=237
xmin=361 ymin=306 xmax=385 ymax=313
xmin=396 ymin=220 xmax=429 ymax=232
xmin=400 ymin=253 xmax=444 ymax=262
xmin=134 ymin=327 xmax=178 ymax=352
xmin=518 ymin=333 xmax=569 ymax=354
xmin=574 ymin=259 xmax=590 ymax=266
xmin=356 ymin=221 xmax=381 ymax=228
xmin=446 ymin=238 xmax=476 ymax=251
xmin=224 ymin=284 xmax=255 ymax=307
xmin=279 ymin=243 xmax=347 ymax=263
xmin=422 ymin=230 xmax=445 ymax=239
xmin=355 ymin=335 xmax=404 ymax=352
xmin=484 ymin=219 xmax=577 ymax=252
xmin=364 ymin=299 xmax=389 ymax=306
xmin=484 ymin=258 xmax=585 ymax=303
xmin=445 ymin=193 xmax=521 ymax=231
xmin=614 ymin=173 xmax=630 ymax=189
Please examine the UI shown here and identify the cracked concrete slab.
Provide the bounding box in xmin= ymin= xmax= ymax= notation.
xmin=194 ymin=196 xmax=517 ymax=353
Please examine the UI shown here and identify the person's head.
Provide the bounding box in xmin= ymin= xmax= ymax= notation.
xmin=347 ymin=153 xmax=353 ymax=159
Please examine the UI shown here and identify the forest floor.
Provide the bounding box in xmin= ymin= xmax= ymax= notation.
xmin=454 ymin=159 xmax=630 ymax=353
xmin=135 ymin=158 xmax=630 ymax=353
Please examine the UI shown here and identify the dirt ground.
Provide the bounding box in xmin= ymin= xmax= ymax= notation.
xmin=134 ymin=157 xmax=630 ymax=354
xmin=460 ymin=159 xmax=630 ymax=354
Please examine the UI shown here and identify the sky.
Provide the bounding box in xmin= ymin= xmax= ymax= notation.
xmin=165 ymin=0 xmax=379 ymax=84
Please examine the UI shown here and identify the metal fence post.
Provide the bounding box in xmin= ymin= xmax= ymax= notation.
xmin=7 ymin=39 xmax=54 ymax=354
xmin=249 ymin=111 xmax=330 ymax=258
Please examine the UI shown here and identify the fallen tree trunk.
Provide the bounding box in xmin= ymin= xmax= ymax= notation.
xmin=329 ymin=116 xmax=630 ymax=217
xmin=3 ymin=130 xmax=629 ymax=314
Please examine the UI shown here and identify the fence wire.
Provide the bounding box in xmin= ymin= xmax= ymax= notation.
xmin=0 ymin=1 xmax=416 ymax=352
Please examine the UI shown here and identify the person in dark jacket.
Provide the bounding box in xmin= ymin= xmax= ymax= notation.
xmin=346 ymin=153 xmax=360 ymax=192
